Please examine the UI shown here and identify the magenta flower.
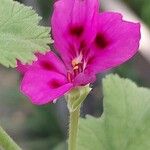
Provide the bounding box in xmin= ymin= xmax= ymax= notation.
xmin=18 ymin=0 xmax=140 ymax=105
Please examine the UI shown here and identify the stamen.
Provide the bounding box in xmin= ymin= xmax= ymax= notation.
xmin=74 ymin=68 xmax=79 ymax=77
xmin=71 ymin=53 xmax=83 ymax=69
xmin=67 ymin=72 xmax=73 ymax=82
xmin=70 ymin=53 xmax=86 ymax=80
xmin=73 ymin=66 xmax=79 ymax=70
xmin=72 ymin=59 xmax=78 ymax=68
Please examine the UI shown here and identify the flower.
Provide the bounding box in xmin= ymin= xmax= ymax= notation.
xmin=18 ymin=0 xmax=140 ymax=105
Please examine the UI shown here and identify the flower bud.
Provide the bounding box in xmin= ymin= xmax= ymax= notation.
xmin=65 ymin=85 xmax=92 ymax=112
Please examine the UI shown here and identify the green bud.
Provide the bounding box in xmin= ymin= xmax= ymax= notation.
xmin=65 ymin=85 xmax=92 ymax=112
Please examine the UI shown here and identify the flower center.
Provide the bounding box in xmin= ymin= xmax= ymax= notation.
xmin=72 ymin=53 xmax=83 ymax=70
xmin=67 ymin=53 xmax=86 ymax=82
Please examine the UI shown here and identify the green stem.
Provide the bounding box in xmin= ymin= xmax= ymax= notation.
xmin=0 ymin=126 xmax=22 ymax=150
xmin=68 ymin=106 xmax=80 ymax=150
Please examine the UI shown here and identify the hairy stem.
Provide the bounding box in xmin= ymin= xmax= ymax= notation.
xmin=0 ymin=126 xmax=22 ymax=150
xmin=68 ymin=106 xmax=80 ymax=150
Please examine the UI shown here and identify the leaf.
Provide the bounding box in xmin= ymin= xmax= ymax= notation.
xmin=0 ymin=0 xmax=52 ymax=67
xmin=77 ymin=74 xmax=150 ymax=150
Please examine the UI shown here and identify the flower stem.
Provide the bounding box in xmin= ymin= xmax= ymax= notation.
xmin=68 ymin=106 xmax=80 ymax=150
xmin=0 ymin=126 xmax=22 ymax=150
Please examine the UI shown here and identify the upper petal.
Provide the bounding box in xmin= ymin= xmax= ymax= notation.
xmin=86 ymin=12 xmax=141 ymax=74
xmin=51 ymin=0 xmax=99 ymax=68
xmin=21 ymin=69 xmax=73 ymax=105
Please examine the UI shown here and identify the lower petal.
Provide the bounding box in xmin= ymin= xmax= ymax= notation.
xmin=17 ymin=60 xmax=30 ymax=74
xmin=17 ymin=51 xmax=67 ymax=76
xmin=21 ymin=69 xmax=73 ymax=105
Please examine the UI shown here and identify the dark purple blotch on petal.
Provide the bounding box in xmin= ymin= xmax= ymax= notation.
xmin=40 ymin=61 xmax=56 ymax=71
xmin=95 ymin=33 xmax=109 ymax=49
xmin=70 ymin=25 xmax=84 ymax=37
xmin=49 ymin=80 xmax=62 ymax=89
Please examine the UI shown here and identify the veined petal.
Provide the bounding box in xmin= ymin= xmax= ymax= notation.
xmin=86 ymin=12 xmax=141 ymax=74
xmin=21 ymin=69 xmax=73 ymax=105
xmin=51 ymin=0 xmax=99 ymax=68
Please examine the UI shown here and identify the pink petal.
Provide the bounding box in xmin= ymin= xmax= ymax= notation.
xmin=86 ymin=12 xmax=141 ymax=73
xmin=19 ymin=51 xmax=73 ymax=105
xmin=21 ymin=69 xmax=73 ymax=105
xmin=17 ymin=51 xmax=67 ymax=75
xmin=74 ymin=71 xmax=96 ymax=86
xmin=51 ymin=0 xmax=99 ymax=68
xmin=34 ymin=52 xmax=67 ymax=76
xmin=17 ymin=60 xmax=31 ymax=74
xmin=17 ymin=52 xmax=40 ymax=74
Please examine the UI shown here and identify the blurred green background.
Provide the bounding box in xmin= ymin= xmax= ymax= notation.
xmin=0 ymin=0 xmax=150 ymax=149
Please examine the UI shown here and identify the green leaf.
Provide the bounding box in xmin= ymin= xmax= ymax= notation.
xmin=77 ymin=74 xmax=150 ymax=150
xmin=0 ymin=0 xmax=52 ymax=67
